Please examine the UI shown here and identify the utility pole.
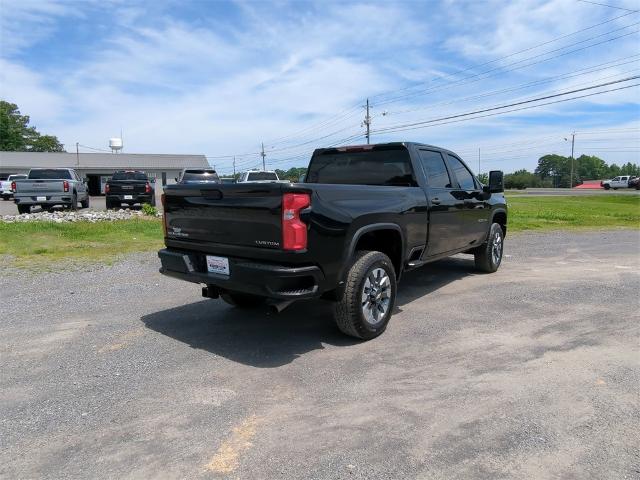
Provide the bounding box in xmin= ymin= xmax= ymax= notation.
xmin=261 ymin=142 xmax=266 ymax=170
xmin=478 ymin=148 xmax=481 ymax=177
xmin=233 ymin=156 xmax=236 ymax=178
xmin=570 ymin=132 xmax=575 ymax=189
xmin=75 ymin=142 xmax=80 ymax=167
xmin=364 ymin=98 xmax=371 ymax=144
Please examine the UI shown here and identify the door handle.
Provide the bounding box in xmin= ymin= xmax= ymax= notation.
xmin=431 ymin=198 xmax=441 ymax=205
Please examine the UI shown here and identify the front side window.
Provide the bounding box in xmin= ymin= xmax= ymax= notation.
xmin=417 ymin=150 xmax=452 ymax=188
xmin=306 ymin=147 xmax=417 ymax=186
xmin=446 ymin=154 xmax=477 ymax=190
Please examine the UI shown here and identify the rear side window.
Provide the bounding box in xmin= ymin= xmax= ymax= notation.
xmin=246 ymin=172 xmax=278 ymax=181
xmin=28 ymin=169 xmax=72 ymax=180
xmin=306 ymin=147 xmax=417 ymax=186
xmin=446 ymin=154 xmax=477 ymax=190
xmin=417 ymin=150 xmax=452 ymax=188
xmin=111 ymin=171 xmax=148 ymax=181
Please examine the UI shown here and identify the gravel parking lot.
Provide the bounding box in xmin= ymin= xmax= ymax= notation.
xmin=1 ymin=230 xmax=639 ymax=479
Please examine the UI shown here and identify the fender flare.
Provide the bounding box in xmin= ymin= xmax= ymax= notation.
xmin=339 ymin=223 xmax=405 ymax=282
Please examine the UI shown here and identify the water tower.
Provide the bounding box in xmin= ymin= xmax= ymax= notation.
xmin=109 ymin=137 xmax=123 ymax=154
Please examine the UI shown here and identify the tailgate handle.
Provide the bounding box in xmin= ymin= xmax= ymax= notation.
xmin=201 ymin=189 xmax=223 ymax=199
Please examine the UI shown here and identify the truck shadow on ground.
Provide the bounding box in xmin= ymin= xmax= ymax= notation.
xmin=141 ymin=256 xmax=477 ymax=368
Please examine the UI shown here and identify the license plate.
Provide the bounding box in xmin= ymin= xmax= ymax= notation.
xmin=124 ymin=195 xmax=133 ymax=200
xmin=36 ymin=196 xmax=47 ymax=202
xmin=206 ymin=255 xmax=230 ymax=275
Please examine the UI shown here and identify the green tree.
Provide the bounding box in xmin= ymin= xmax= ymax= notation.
xmin=275 ymin=167 xmax=307 ymax=182
xmin=575 ymin=154 xmax=607 ymax=181
xmin=0 ymin=101 xmax=64 ymax=152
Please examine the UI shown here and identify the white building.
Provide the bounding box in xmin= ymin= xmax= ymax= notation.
xmin=0 ymin=151 xmax=210 ymax=195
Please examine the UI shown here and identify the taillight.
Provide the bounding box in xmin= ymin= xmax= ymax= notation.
xmin=161 ymin=194 xmax=168 ymax=236
xmin=145 ymin=182 xmax=151 ymax=193
xmin=63 ymin=180 xmax=69 ymax=192
xmin=11 ymin=181 xmax=16 ymax=192
xmin=105 ymin=184 xmax=110 ymax=194
xmin=282 ymin=193 xmax=310 ymax=251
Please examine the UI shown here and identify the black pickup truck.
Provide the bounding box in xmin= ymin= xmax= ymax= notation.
xmin=159 ymin=142 xmax=507 ymax=339
xmin=105 ymin=170 xmax=155 ymax=209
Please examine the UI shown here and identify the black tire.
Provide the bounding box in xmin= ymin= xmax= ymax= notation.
xmin=150 ymin=195 xmax=156 ymax=207
xmin=81 ymin=196 xmax=90 ymax=209
xmin=604 ymin=184 xmax=610 ymax=190
xmin=220 ymin=291 xmax=265 ymax=308
xmin=2 ymin=195 xmax=9 ymax=201
xmin=474 ymin=223 xmax=504 ymax=273
xmin=332 ymin=250 xmax=397 ymax=340
xmin=70 ymin=193 xmax=78 ymax=210
xmin=613 ymin=187 xmax=618 ymax=190
xmin=17 ymin=204 xmax=30 ymax=214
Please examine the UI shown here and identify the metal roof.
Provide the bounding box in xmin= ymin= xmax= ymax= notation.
xmin=0 ymin=152 xmax=210 ymax=170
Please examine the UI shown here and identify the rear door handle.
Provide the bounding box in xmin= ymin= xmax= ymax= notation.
xmin=431 ymin=198 xmax=441 ymax=205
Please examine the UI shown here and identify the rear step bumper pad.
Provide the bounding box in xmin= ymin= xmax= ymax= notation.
xmin=158 ymin=248 xmax=323 ymax=299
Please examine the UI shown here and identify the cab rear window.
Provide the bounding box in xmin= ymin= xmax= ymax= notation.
xmin=28 ymin=169 xmax=72 ymax=179
xmin=111 ymin=172 xmax=148 ymax=181
xmin=306 ymin=146 xmax=417 ymax=186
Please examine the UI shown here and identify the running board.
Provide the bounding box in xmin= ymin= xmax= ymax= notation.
xmin=405 ymin=260 xmax=427 ymax=270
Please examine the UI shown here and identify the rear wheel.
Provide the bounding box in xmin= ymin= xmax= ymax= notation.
xmin=81 ymin=196 xmax=90 ymax=209
xmin=604 ymin=184 xmax=610 ymax=190
xmin=333 ymin=250 xmax=396 ymax=340
xmin=474 ymin=223 xmax=504 ymax=273
xmin=17 ymin=204 xmax=30 ymax=214
xmin=70 ymin=193 xmax=78 ymax=210
xmin=220 ymin=291 xmax=265 ymax=308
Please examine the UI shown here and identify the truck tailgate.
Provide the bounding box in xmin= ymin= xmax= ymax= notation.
xmin=164 ymin=184 xmax=285 ymax=249
xmin=15 ymin=180 xmax=65 ymax=195
xmin=108 ymin=180 xmax=147 ymax=194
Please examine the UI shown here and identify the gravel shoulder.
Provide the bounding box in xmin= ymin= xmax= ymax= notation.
xmin=1 ymin=230 xmax=639 ymax=479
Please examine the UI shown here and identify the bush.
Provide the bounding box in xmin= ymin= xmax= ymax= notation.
xmin=142 ymin=203 xmax=158 ymax=216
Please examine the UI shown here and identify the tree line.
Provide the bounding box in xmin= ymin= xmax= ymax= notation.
xmin=0 ymin=101 xmax=65 ymax=152
xmin=503 ymin=154 xmax=640 ymax=189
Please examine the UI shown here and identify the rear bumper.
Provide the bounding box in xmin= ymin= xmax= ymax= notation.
xmin=107 ymin=194 xmax=153 ymax=203
xmin=14 ymin=194 xmax=72 ymax=205
xmin=158 ymin=248 xmax=324 ymax=300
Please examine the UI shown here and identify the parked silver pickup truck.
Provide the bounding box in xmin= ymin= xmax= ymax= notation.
xmin=13 ymin=168 xmax=90 ymax=214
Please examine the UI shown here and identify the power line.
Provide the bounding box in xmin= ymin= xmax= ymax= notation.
xmin=368 ymin=10 xmax=638 ymax=103
xmin=577 ymin=0 xmax=640 ymax=13
xmin=372 ymin=76 xmax=640 ymax=134
xmin=372 ymin=23 xmax=640 ymax=107
xmin=383 ymin=55 xmax=640 ymax=117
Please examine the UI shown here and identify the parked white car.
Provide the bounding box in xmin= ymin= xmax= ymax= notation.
xmin=0 ymin=174 xmax=27 ymax=200
xmin=237 ymin=170 xmax=289 ymax=183
xmin=601 ymin=176 xmax=632 ymax=190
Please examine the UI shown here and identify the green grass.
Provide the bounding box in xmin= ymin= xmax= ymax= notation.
xmin=507 ymin=195 xmax=640 ymax=232
xmin=0 ymin=195 xmax=638 ymax=269
xmin=0 ymin=219 xmax=163 ymax=269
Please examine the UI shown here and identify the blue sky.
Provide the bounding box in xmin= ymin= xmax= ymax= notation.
xmin=1 ymin=0 xmax=638 ymax=175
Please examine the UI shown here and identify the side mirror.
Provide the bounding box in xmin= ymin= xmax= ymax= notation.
xmin=488 ymin=170 xmax=504 ymax=193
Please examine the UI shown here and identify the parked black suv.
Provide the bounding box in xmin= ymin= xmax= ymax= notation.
xmin=105 ymin=170 xmax=155 ymax=209
xmin=158 ymin=142 xmax=507 ymax=339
